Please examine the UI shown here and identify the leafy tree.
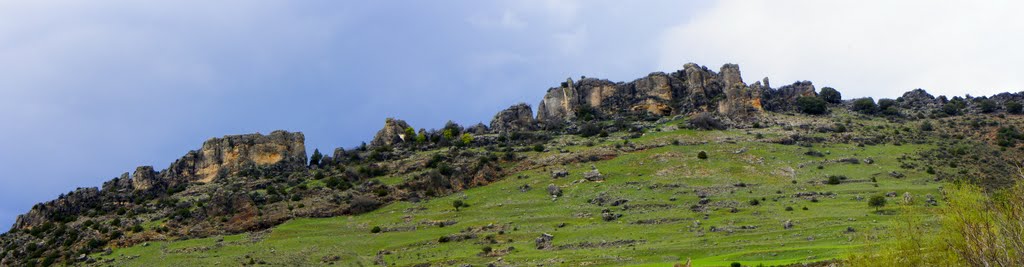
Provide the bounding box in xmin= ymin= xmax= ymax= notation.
xmin=415 ymin=132 xmax=427 ymax=143
xmin=868 ymin=195 xmax=887 ymax=211
xmin=819 ymin=87 xmax=842 ymax=103
xmin=852 ymin=98 xmax=878 ymax=114
xmin=453 ymin=200 xmax=465 ymax=211
xmin=977 ymin=99 xmax=997 ymax=113
xmin=459 ymin=133 xmax=474 ymax=146
xmin=309 ymin=149 xmax=323 ymax=166
xmin=404 ymin=127 xmax=416 ymax=140
xmin=796 ymin=96 xmax=828 ymax=114
xmin=442 ymin=129 xmax=455 ymax=142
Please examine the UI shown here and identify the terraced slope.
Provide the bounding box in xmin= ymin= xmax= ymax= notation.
xmin=96 ymin=115 xmax=945 ymax=266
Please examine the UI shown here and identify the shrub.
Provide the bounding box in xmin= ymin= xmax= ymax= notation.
xmin=819 ymin=87 xmax=842 ymax=103
xmin=1007 ymin=101 xmax=1023 ymax=114
xmin=438 ymin=236 xmax=450 ymax=243
xmin=852 ymin=98 xmax=878 ymax=114
xmin=453 ymin=200 xmax=465 ymax=211
xmin=688 ymin=112 xmax=725 ymax=130
xmin=749 ymin=199 xmax=760 ymax=206
xmin=977 ymin=99 xmax=997 ymax=113
xmin=785 ymin=206 xmax=794 ymax=211
xmin=459 ymin=133 xmax=474 ymax=146
xmin=796 ymin=96 xmax=828 ymax=114
xmin=827 ymin=175 xmax=845 ymax=185
xmin=697 ymin=151 xmax=708 ymax=160
xmin=920 ymin=121 xmax=934 ymax=131
xmin=868 ymin=195 xmax=887 ymax=211
xmin=731 ymin=262 xmax=742 ymax=267
xmin=371 ymin=226 xmax=381 ymax=233
xmin=532 ymin=144 xmax=545 ymax=152
xmin=481 ymin=246 xmax=493 ymax=254
xmin=579 ymin=123 xmax=602 ymax=137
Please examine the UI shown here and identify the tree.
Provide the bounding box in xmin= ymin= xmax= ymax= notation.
xmin=452 ymin=200 xmax=465 ymax=211
xmin=796 ymin=96 xmax=828 ymax=115
xmin=868 ymin=195 xmax=887 ymax=212
xmin=459 ymin=133 xmax=474 ymax=146
xmin=1007 ymin=101 xmax=1023 ymax=114
xmin=442 ymin=129 xmax=455 ymax=142
xmin=309 ymin=149 xmax=323 ymax=166
xmin=404 ymin=127 xmax=416 ymax=141
xmin=977 ymin=99 xmax=997 ymax=113
xmin=819 ymin=87 xmax=842 ymax=103
xmin=852 ymin=98 xmax=878 ymax=114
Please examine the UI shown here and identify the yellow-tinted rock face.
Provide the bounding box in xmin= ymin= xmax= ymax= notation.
xmin=164 ymin=130 xmax=307 ymax=185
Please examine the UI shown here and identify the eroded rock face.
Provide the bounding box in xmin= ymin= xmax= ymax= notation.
xmin=490 ymin=103 xmax=535 ymax=132
xmin=131 ymin=166 xmax=161 ymax=192
xmin=14 ymin=187 xmax=101 ymax=230
xmin=762 ymin=81 xmax=818 ymax=112
xmin=163 ymin=130 xmax=307 ymax=185
xmin=535 ymin=63 xmax=783 ymax=122
xmin=370 ymin=118 xmax=412 ymax=148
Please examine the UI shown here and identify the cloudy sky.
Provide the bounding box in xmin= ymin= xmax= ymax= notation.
xmin=1 ymin=0 xmax=1021 ymax=229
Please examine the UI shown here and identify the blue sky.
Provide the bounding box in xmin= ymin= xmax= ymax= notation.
xmin=1 ymin=0 xmax=1022 ymax=230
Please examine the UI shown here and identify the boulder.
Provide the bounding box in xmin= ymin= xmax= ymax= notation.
xmin=535 ymin=233 xmax=554 ymax=250
xmin=547 ymin=184 xmax=562 ymax=197
xmin=370 ymin=118 xmax=413 ymax=148
xmin=490 ymin=103 xmax=536 ymax=132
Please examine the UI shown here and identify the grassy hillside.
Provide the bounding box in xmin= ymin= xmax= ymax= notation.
xmin=94 ymin=115 xmax=946 ymax=266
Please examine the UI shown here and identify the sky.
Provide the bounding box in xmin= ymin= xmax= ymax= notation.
xmin=1 ymin=0 xmax=1022 ymax=230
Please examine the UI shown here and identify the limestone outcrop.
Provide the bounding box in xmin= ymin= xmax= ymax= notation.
xmin=370 ymin=118 xmax=413 ymax=147
xmin=490 ymin=103 xmax=536 ymax=132
xmin=163 ymin=130 xmax=307 ymax=185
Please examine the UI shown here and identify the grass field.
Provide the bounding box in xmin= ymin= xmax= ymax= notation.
xmin=95 ymin=122 xmax=945 ymax=266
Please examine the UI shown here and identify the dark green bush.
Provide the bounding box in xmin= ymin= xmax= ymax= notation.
xmin=796 ymin=96 xmax=828 ymax=115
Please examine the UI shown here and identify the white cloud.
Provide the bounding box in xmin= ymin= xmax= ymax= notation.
xmin=658 ymin=0 xmax=1024 ymax=99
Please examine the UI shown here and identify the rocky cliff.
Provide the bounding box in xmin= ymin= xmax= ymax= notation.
xmin=531 ymin=63 xmax=817 ymax=125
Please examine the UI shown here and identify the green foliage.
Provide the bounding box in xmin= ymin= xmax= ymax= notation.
xmin=371 ymin=226 xmax=381 ymax=233
xmin=575 ymin=104 xmax=598 ymax=121
xmin=852 ymin=98 xmax=878 ymax=114
xmin=443 ymin=129 xmax=455 ymax=141
xmin=731 ymin=262 xmax=742 ymax=267
xmin=920 ymin=120 xmax=934 ymax=131
xmin=1006 ymin=101 xmax=1023 ymax=114
xmin=977 ymin=99 xmax=997 ymax=113
xmin=796 ymin=96 xmax=828 ymax=115
xmin=404 ymin=127 xmax=416 ymax=141
xmin=697 ymin=151 xmax=708 ymax=159
xmin=459 ymin=133 xmax=474 ymax=146
xmin=996 ymin=126 xmax=1024 ymax=147
xmin=819 ymin=87 xmax=842 ymax=103
xmin=532 ymin=144 xmax=545 ymax=152
xmin=868 ymin=195 xmax=886 ymax=211
xmin=452 ymin=200 xmax=465 ymax=211
xmin=826 ymin=175 xmax=844 ymax=185
xmin=309 ymin=149 xmax=323 ymax=166
xmin=579 ymin=123 xmax=602 ymax=137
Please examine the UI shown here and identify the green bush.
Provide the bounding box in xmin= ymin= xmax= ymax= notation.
xmin=371 ymin=226 xmax=381 ymax=233
xmin=852 ymin=98 xmax=878 ymax=114
xmin=796 ymin=96 xmax=828 ymax=115
xmin=819 ymin=87 xmax=842 ymax=103
xmin=1007 ymin=101 xmax=1023 ymax=114
xmin=868 ymin=195 xmax=886 ymax=211
xmin=697 ymin=151 xmax=708 ymax=159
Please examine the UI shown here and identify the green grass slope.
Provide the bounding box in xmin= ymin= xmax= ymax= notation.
xmin=96 ymin=121 xmax=944 ymax=267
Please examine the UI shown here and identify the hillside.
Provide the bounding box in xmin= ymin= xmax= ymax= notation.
xmin=2 ymin=63 xmax=1023 ymax=266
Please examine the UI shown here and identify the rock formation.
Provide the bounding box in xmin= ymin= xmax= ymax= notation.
xmin=162 ymin=130 xmax=307 ymax=185
xmin=490 ymin=103 xmax=536 ymax=132
xmin=370 ymin=118 xmax=412 ymax=147
xmin=530 ymin=63 xmax=816 ymax=123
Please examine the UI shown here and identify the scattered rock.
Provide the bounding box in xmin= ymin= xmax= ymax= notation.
xmin=889 ymin=171 xmax=905 ymax=178
xmin=583 ymin=166 xmax=604 ymax=181
xmin=783 ymin=220 xmax=794 ymax=229
xmin=535 ymin=233 xmax=554 ymax=250
xmin=547 ymin=184 xmax=563 ymax=197
xmin=551 ymin=169 xmax=569 ymax=179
